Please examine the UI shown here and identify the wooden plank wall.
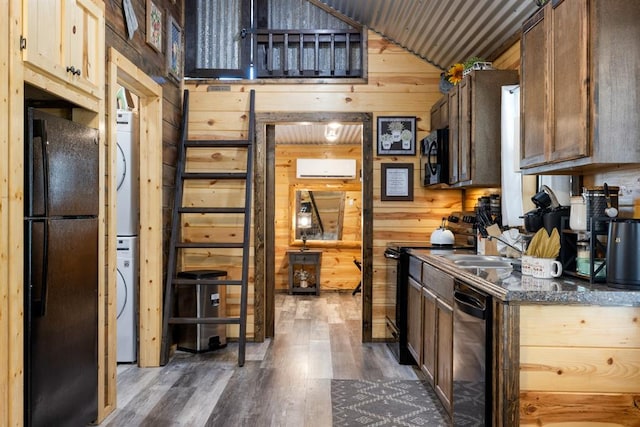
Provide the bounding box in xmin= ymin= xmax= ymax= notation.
xmin=0 ymin=8 xmax=9 ymax=420
xmin=1 ymin=1 xmax=23 ymax=425
xmin=186 ymin=32 xmax=470 ymax=339
xmin=104 ymin=0 xmax=183 ymax=267
xmin=519 ymin=305 xmax=640 ymax=425
xmin=180 ymin=144 xmax=255 ymax=338
xmin=587 ymin=167 xmax=640 ymax=217
xmin=274 ymin=144 xmax=362 ymax=292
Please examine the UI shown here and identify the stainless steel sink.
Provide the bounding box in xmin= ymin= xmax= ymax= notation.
xmin=441 ymin=254 xmax=517 ymax=269
xmin=453 ymin=260 xmax=513 ymax=268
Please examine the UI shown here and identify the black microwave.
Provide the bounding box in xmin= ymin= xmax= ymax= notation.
xmin=420 ymin=129 xmax=449 ymax=186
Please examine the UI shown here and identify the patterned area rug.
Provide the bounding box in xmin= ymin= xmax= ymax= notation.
xmin=331 ymin=379 xmax=450 ymax=426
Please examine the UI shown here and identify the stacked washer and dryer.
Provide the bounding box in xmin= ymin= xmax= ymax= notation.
xmin=116 ymin=110 xmax=139 ymax=363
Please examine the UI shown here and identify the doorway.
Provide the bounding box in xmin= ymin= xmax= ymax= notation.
xmin=255 ymin=112 xmax=373 ymax=342
xmin=106 ymin=48 xmax=163 ymax=411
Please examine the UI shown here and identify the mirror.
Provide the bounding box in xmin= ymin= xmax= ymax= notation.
xmin=295 ymin=190 xmax=345 ymax=240
xmin=290 ymin=185 xmax=362 ymax=248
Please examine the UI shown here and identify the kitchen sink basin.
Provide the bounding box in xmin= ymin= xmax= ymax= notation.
xmin=453 ymin=260 xmax=513 ymax=268
xmin=441 ymin=254 xmax=518 ymax=269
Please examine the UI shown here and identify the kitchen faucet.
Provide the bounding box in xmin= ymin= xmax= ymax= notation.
xmin=487 ymin=235 xmax=525 ymax=257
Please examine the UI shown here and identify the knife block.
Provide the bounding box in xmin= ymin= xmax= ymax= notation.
xmin=476 ymin=234 xmax=499 ymax=256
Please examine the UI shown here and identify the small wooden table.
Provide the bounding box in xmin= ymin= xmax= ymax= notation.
xmin=287 ymin=250 xmax=322 ymax=295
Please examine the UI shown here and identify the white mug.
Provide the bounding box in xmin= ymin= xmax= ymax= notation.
xmin=521 ymin=255 xmax=534 ymax=276
xmin=532 ymin=257 xmax=563 ymax=279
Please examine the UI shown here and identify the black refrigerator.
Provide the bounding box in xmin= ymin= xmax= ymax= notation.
xmin=24 ymin=108 xmax=99 ymax=427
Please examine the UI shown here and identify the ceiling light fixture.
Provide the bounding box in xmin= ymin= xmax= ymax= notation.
xmin=324 ymin=122 xmax=341 ymax=142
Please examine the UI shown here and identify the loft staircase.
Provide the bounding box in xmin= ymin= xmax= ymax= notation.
xmin=160 ymin=89 xmax=255 ymax=366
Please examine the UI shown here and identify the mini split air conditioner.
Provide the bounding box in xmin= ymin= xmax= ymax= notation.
xmin=296 ymin=158 xmax=357 ymax=179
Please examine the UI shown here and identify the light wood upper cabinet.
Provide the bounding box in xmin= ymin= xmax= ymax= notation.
xmin=22 ymin=0 xmax=104 ymax=101
xmin=520 ymin=0 xmax=640 ymax=173
xmin=448 ymin=70 xmax=519 ymax=187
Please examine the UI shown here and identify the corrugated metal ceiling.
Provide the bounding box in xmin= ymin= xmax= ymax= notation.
xmin=275 ymin=0 xmax=540 ymax=144
xmin=315 ymin=0 xmax=539 ymax=70
xmin=276 ymin=124 xmax=362 ymax=144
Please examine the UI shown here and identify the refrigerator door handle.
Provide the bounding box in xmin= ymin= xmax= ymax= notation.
xmin=29 ymin=220 xmax=49 ymax=318
xmin=36 ymin=119 xmax=51 ymax=217
xmin=27 ymin=117 xmax=49 ymax=217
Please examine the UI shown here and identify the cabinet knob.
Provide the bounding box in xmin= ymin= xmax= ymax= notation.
xmin=66 ymin=66 xmax=81 ymax=76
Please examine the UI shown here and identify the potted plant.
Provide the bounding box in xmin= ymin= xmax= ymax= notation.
xmin=295 ymin=269 xmax=311 ymax=288
xmin=388 ymin=121 xmax=405 ymax=141
xmin=440 ymin=56 xmax=493 ymax=93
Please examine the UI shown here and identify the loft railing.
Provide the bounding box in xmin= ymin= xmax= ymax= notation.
xmin=254 ymin=29 xmax=363 ymax=78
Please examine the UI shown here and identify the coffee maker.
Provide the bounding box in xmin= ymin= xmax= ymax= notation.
xmin=530 ymin=185 xmax=573 ymax=269
xmin=530 ymin=185 xmax=570 ymax=235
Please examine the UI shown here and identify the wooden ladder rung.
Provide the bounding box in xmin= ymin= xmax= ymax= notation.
xmin=171 ymin=278 xmax=243 ymax=286
xmin=168 ymin=317 xmax=241 ymax=325
xmin=178 ymin=207 xmax=246 ymax=214
xmin=182 ymin=172 xmax=248 ymax=180
xmin=175 ymin=242 xmax=244 ymax=249
xmin=185 ymin=139 xmax=251 ymax=148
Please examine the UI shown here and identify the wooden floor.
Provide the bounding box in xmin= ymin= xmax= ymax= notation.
xmin=101 ymin=292 xmax=423 ymax=426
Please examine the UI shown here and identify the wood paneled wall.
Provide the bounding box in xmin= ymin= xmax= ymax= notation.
xmin=1 ymin=1 xmax=23 ymax=425
xmin=586 ymin=167 xmax=640 ymax=217
xmin=104 ymin=0 xmax=183 ymax=266
xmin=519 ymin=305 xmax=640 ymax=425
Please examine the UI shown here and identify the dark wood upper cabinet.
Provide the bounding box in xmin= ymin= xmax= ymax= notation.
xmin=448 ymin=85 xmax=460 ymax=185
xmin=448 ymin=70 xmax=519 ymax=187
xmin=520 ymin=6 xmax=548 ymax=168
xmin=520 ymin=0 xmax=640 ymax=173
xmin=430 ymin=96 xmax=449 ymax=130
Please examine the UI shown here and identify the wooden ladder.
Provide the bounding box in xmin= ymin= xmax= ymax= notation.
xmin=160 ymin=89 xmax=255 ymax=367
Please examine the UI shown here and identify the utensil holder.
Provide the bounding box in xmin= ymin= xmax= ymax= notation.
xmin=584 ymin=187 xmax=618 ymax=232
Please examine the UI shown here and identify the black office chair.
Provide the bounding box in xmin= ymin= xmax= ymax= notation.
xmin=352 ymin=259 xmax=362 ymax=295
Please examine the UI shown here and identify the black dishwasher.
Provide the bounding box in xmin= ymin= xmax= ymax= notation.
xmin=452 ymin=281 xmax=492 ymax=426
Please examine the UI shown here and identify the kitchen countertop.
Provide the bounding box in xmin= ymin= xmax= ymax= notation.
xmin=409 ymin=248 xmax=640 ymax=306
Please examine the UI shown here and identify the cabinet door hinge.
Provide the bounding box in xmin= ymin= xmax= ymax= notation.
xmin=20 ymin=36 xmax=27 ymax=50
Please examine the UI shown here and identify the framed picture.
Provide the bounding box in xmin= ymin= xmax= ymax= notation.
xmin=146 ymin=0 xmax=162 ymax=52
xmin=377 ymin=116 xmax=417 ymax=155
xmin=381 ymin=163 xmax=414 ymax=201
xmin=166 ymin=14 xmax=182 ymax=80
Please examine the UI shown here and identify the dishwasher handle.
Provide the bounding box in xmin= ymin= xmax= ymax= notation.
xmin=454 ymin=291 xmax=486 ymax=320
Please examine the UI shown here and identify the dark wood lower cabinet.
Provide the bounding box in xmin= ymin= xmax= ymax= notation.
xmin=421 ymin=287 xmax=437 ymax=384
xmin=435 ymin=299 xmax=453 ymax=412
xmin=419 ymin=261 xmax=455 ymax=415
xmin=407 ymin=276 xmax=422 ymax=364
